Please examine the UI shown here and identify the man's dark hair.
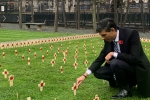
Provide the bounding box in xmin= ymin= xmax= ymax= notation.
xmin=96 ymin=18 xmax=117 ymax=33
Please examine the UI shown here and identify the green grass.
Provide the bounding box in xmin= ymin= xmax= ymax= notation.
xmin=0 ymin=39 xmax=150 ymax=100
xmin=0 ymin=29 xmax=80 ymax=42
xmin=0 ymin=29 xmax=150 ymax=100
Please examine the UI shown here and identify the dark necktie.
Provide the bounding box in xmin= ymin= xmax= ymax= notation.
xmin=114 ymin=41 xmax=119 ymax=52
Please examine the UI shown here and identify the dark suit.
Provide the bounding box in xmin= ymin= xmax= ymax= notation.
xmin=89 ymin=27 xmax=150 ymax=97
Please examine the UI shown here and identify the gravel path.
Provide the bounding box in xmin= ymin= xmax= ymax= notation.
xmin=1 ymin=23 xmax=150 ymax=39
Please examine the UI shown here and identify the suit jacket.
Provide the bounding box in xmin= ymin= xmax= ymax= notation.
xmin=89 ymin=27 xmax=150 ymax=97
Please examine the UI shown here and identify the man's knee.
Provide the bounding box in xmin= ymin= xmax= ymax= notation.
xmin=93 ymin=71 xmax=105 ymax=79
xmin=110 ymin=59 xmax=120 ymax=71
xmin=93 ymin=71 xmax=101 ymax=79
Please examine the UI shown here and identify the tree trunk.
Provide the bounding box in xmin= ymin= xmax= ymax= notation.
xmin=31 ymin=0 xmax=34 ymax=22
xmin=62 ymin=0 xmax=67 ymax=28
xmin=76 ymin=0 xmax=80 ymax=29
xmin=92 ymin=0 xmax=97 ymax=33
xmin=114 ymin=0 xmax=118 ymax=25
xmin=96 ymin=2 xmax=100 ymax=23
xmin=120 ymin=0 xmax=123 ymax=27
xmin=123 ymin=0 xmax=129 ymax=27
xmin=19 ymin=0 xmax=22 ymax=29
xmin=54 ymin=0 xmax=58 ymax=32
xmin=140 ymin=0 xmax=145 ymax=33
xmin=75 ymin=5 xmax=78 ymax=29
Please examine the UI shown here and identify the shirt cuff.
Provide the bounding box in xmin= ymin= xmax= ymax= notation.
xmin=113 ymin=52 xmax=118 ymax=58
xmin=86 ymin=69 xmax=92 ymax=75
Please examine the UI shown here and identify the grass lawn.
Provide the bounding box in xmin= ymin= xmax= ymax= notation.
xmin=0 ymin=29 xmax=80 ymax=42
xmin=0 ymin=29 xmax=150 ymax=100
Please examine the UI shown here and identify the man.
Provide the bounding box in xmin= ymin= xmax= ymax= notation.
xmin=76 ymin=18 xmax=150 ymax=99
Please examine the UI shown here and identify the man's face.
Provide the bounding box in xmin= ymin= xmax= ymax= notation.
xmin=99 ymin=28 xmax=116 ymax=42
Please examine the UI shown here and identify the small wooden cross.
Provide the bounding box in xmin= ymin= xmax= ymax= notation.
xmin=63 ymin=50 xmax=68 ymax=57
xmin=40 ymin=47 xmax=42 ymax=51
xmin=76 ymin=45 xmax=78 ymax=49
xmin=38 ymin=80 xmax=45 ymax=91
xmin=15 ymin=50 xmax=18 ymax=56
xmin=95 ymin=51 xmax=97 ymax=56
xmin=85 ymin=52 xmax=88 ymax=58
xmin=34 ymin=52 xmax=36 ymax=58
xmin=63 ymin=51 xmax=65 ymax=57
xmin=74 ymin=54 xmax=78 ymax=62
xmin=28 ymin=49 xmax=31 ymax=54
xmin=54 ymin=53 xmax=57 ymax=60
xmin=57 ymin=48 xmax=60 ymax=53
xmin=42 ymin=55 xmax=44 ymax=62
xmin=22 ymin=54 xmax=24 ymax=60
xmin=72 ymin=83 xmax=78 ymax=96
xmin=46 ymin=50 xmax=49 ymax=55
xmin=50 ymin=45 xmax=53 ymax=50
xmin=2 ymin=52 xmax=5 ymax=58
xmin=28 ymin=57 xmax=30 ymax=65
xmin=60 ymin=66 xmax=63 ymax=73
xmin=92 ymin=46 xmax=95 ymax=52
xmin=2 ymin=69 xmax=9 ymax=78
xmin=51 ymin=59 xmax=55 ymax=67
xmin=100 ymin=45 xmax=103 ymax=49
xmin=67 ymin=47 xmax=69 ymax=51
xmin=145 ymin=45 xmax=147 ymax=50
xmin=75 ymin=49 xmax=78 ymax=54
xmin=84 ymin=48 xmax=86 ymax=52
xmin=93 ymin=94 xmax=99 ymax=100
xmin=69 ymin=42 xmax=71 ymax=46
xmin=73 ymin=61 xmax=78 ymax=69
xmin=9 ymin=75 xmax=14 ymax=87
xmin=84 ymin=59 xmax=88 ymax=66
xmin=63 ymin=57 xmax=66 ymax=64
xmin=27 ymin=97 xmax=31 ymax=100
xmin=16 ymin=92 xmax=18 ymax=99
xmin=60 ymin=44 xmax=63 ymax=48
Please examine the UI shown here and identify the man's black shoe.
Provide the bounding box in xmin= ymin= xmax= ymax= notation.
xmin=111 ymin=89 xmax=132 ymax=99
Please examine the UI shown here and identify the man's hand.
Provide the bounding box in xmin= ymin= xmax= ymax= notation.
xmin=105 ymin=52 xmax=114 ymax=64
xmin=76 ymin=75 xmax=86 ymax=88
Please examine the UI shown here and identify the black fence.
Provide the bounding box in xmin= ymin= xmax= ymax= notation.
xmin=0 ymin=12 xmax=150 ymax=30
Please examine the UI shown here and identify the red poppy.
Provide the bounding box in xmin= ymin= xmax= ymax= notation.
xmin=119 ymin=40 xmax=123 ymax=44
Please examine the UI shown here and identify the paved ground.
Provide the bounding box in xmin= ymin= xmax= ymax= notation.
xmin=1 ymin=23 xmax=150 ymax=39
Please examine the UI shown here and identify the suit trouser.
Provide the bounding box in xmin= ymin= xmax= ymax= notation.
xmin=94 ymin=59 xmax=137 ymax=88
